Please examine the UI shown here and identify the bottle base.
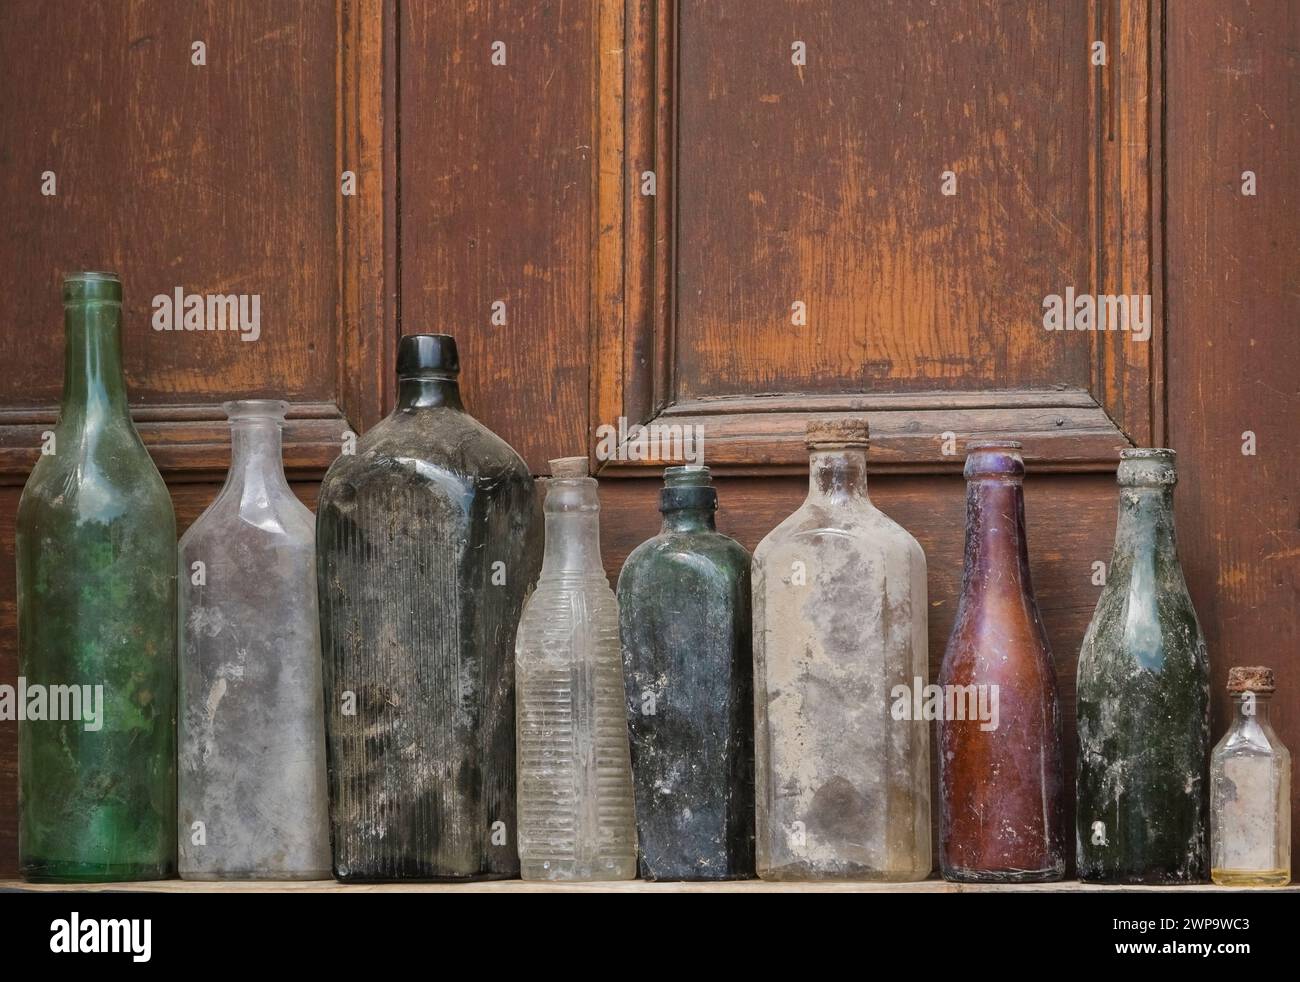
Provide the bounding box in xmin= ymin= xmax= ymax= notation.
xmin=758 ymin=863 xmax=932 ymax=883
xmin=942 ymin=865 xmax=1065 ymax=884
xmin=22 ymin=860 xmax=176 ymax=884
xmin=1211 ymin=867 xmax=1291 ymax=887
xmin=180 ymin=869 xmax=334 ymax=882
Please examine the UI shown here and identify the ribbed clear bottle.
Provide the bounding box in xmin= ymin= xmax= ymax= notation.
xmin=514 ymin=456 xmax=636 ymax=880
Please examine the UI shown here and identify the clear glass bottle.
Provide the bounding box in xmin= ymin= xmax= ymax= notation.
xmin=18 ymin=272 xmax=177 ymax=882
xmin=1211 ymin=667 xmax=1291 ymax=886
xmin=178 ymin=400 xmax=330 ymax=879
xmin=515 ymin=456 xmax=636 ymax=880
xmin=752 ymin=418 xmax=930 ymax=881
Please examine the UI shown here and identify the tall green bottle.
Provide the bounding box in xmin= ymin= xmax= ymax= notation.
xmin=17 ymin=272 xmax=177 ymax=882
xmin=1076 ymin=448 xmax=1209 ymax=883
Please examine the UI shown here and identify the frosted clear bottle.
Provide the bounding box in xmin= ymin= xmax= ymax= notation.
xmin=1211 ymin=667 xmax=1291 ymax=886
xmin=753 ymin=418 xmax=930 ymax=880
xmin=178 ymin=400 xmax=330 ymax=879
xmin=515 ymin=456 xmax=636 ymax=880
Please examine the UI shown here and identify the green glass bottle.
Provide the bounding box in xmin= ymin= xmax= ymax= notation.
xmin=1076 ymin=448 xmax=1209 ymax=883
xmin=17 ymin=272 xmax=177 ymax=882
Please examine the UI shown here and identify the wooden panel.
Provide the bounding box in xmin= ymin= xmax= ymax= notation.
xmin=599 ymin=472 xmax=1119 ymax=874
xmin=0 ymin=1 xmax=339 ymax=408
xmin=0 ymin=482 xmax=323 ymax=877
xmin=595 ymin=0 xmax=1158 ymax=475
xmin=400 ymin=0 xmax=596 ymax=472
xmin=674 ymin=0 xmax=1093 ymax=399
xmin=1166 ymin=0 xmax=1300 ymax=858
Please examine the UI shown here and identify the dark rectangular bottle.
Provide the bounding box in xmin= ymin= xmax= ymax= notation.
xmin=316 ymin=335 xmax=541 ymax=880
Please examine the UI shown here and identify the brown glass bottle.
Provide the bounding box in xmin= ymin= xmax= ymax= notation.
xmin=938 ymin=441 xmax=1065 ymax=882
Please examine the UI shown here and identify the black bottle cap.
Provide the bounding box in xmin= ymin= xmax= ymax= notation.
xmin=397 ymin=334 xmax=459 ymax=378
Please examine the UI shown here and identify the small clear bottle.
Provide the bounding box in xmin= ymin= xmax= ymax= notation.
xmin=514 ymin=457 xmax=637 ymax=880
xmin=1210 ymin=667 xmax=1291 ymax=886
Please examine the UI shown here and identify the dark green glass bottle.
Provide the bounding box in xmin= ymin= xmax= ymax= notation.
xmin=617 ymin=465 xmax=754 ymax=880
xmin=17 ymin=272 xmax=178 ymax=882
xmin=1076 ymin=448 xmax=1209 ymax=883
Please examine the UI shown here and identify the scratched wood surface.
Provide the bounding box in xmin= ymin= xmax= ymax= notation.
xmin=399 ymin=0 xmax=595 ymax=472
xmin=1165 ymin=0 xmax=1300 ymax=861
xmin=673 ymin=1 xmax=1094 ymax=400
xmin=0 ymin=1 xmax=339 ymax=409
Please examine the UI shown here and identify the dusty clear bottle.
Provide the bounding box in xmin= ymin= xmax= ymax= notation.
xmin=752 ymin=418 xmax=930 ymax=881
xmin=1211 ymin=667 xmax=1291 ymax=886
xmin=515 ymin=456 xmax=636 ymax=880
xmin=178 ymin=400 xmax=330 ymax=879
xmin=18 ymin=272 xmax=177 ymax=882
xmin=1076 ymin=448 xmax=1210 ymax=883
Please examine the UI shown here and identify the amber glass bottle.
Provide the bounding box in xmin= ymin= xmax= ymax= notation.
xmin=938 ymin=442 xmax=1065 ymax=881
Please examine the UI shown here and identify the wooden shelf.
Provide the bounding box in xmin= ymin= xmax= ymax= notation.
xmin=4 ymin=878 xmax=1296 ymax=894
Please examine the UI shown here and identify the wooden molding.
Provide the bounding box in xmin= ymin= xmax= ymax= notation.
xmin=595 ymin=0 xmax=1158 ymax=477
xmin=0 ymin=403 xmax=351 ymax=486
xmin=1090 ymin=0 xmax=1163 ymax=447
xmin=337 ymin=0 xmax=397 ymax=433
xmin=598 ymin=389 xmax=1129 ymax=476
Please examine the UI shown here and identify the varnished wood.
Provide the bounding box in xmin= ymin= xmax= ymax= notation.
xmin=595 ymin=0 xmax=1155 ymax=474
xmin=1165 ymin=0 xmax=1300 ymax=861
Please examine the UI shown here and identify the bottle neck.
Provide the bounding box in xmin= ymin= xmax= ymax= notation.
xmin=221 ymin=418 xmax=292 ymax=509
xmin=960 ymin=476 xmax=1032 ymax=599
xmin=542 ymin=478 xmax=605 ymax=575
xmin=397 ymin=374 xmax=464 ymax=410
xmin=661 ymin=506 xmax=716 ymax=533
xmin=1232 ymin=692 xmax=1273 ymax=725
xmin=807 ymin=448 xmax=869 ymax=505
xmin=61 ymin=298 xmax=130 ymax=423
xmin=1109 ymin=485 xmax=1179 ymax=576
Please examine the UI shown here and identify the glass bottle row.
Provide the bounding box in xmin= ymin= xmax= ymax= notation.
xmin=15 ymin=273 xmax=1289 ymax=886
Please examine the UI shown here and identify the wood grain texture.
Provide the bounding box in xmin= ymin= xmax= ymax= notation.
xmin=399 ymin=0 xmax=595 ymax=471
xmin=673 ymin=0 xmax=1093 ymax=399
xmin=1165 ymin=0 xmax=1300 ymax=860
xmin=0 ymin=1 xmax=339 ymax=408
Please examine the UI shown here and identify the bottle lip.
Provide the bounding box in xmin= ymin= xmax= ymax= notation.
xmin=397 ymin=333 xmax=459 ymax=378
xmin=1117 ymin=447 xmax=1177 ymax=487
xmin=62 ymin=271 xmax=122 ymax=304
xmin=223 ymin=399 xmax=289 ymax=422
xmin=964 ymin=441 xmax=1025 ymax=479
xmin=663 ymin=464 xmax=711 ymax=487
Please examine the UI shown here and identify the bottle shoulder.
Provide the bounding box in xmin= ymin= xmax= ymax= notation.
xmin=19 ymin=424 xmax=173 ymax=531
xmin=620 ymin=528 xmax=750 ymax=580
xmin=754 ymin=499 xmax=924 ymax=567
xmin=179 ymin=486 xmax=314 ymax=553
xmin=319 ymin=407 xmax=535 ymax=508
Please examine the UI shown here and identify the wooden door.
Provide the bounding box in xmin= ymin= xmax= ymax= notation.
xmin=0 ymin=0 xmax=1295 ymax=876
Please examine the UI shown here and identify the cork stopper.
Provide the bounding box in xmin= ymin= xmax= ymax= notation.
xmin=806 ymin=417 xmax=870 ymax=449
xmin=1227 ymin=666 xmax=1276 ymax=693
xmin=549 ymin=456 xmax=589 ymax=478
